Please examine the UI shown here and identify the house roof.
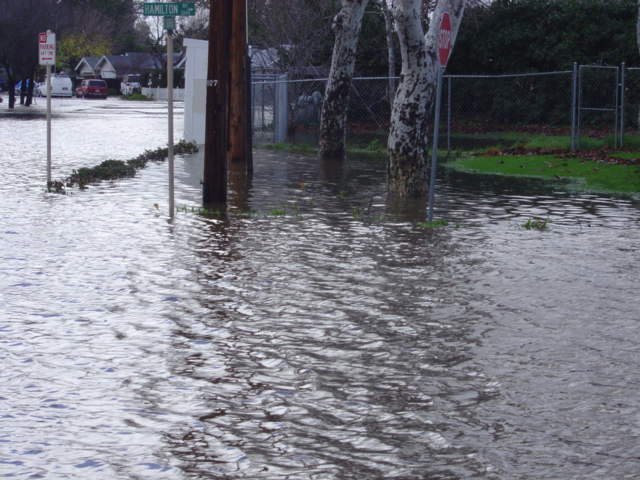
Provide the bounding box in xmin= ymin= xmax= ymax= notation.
xmin=74 ymin=56 xmax=101 ymax=74
xmin=95 ymin=52 xmax=184 ymax=77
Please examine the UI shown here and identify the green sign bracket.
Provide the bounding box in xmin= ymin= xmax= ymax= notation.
xmin=164 ymin=16 xmax=176 ymax=32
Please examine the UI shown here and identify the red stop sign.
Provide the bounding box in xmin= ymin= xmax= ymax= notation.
xmin=438 ymin=12 xmax=452 ymax=67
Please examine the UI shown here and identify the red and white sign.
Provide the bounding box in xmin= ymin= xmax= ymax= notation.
xmin=39 ymin=31 xmax=56 ymax=66
xmin=437 ymin=12 xmax=452 ymax=67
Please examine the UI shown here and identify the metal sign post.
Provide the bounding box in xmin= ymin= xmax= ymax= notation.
xmin=427 ymin=67 xmax=444 ymax=223
xmin=167 ymin=28 xmax=175 ymax=219
xmin=144 ymin=2 xmax=195 ymax=218
xmin=39 ymin=30 xmax=56 ymax=185
xmin=427 ymin=13 xmax=452 ymax=222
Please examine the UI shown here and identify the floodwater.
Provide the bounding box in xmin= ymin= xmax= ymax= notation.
xmin=1 ymin=98 xmax=640 ymax=480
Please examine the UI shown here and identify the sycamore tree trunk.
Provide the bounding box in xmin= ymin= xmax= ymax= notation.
xmin=387 ymin=0 xmax=430 ymax=197
xmin=319 ymin=0 xmax=369 ymax=160
xmin=387 ymin=0 xmax=465 ymax=197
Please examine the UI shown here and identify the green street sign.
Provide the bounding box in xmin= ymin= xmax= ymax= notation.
xmin=143 ymin=2 xmax=195 ymax=17
xmin=164 ymin=16 xmax=176 ymax=31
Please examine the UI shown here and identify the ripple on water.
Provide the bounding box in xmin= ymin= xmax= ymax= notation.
xmin=2 ymin=107 xmax=640 ymax=478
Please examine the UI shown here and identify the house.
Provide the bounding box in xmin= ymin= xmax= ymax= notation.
xmin=74 ymin=52 xmax=185 ymax=89
xmin=74 ymin=56 xmax=101 ymax=79
xmin=95 ymin=52 xmax=162 ymax=82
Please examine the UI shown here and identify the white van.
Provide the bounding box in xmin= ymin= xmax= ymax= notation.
xmin=36 ymin=75 xmax=73 ymax=97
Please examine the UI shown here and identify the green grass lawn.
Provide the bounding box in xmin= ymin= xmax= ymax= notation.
xmin=262 ymin=131 xmax=640 ymax=195
xmin=447 ymin=132 xmax=621 ymax=151
xmin=448 ymin=154 xmax=640 ymax=194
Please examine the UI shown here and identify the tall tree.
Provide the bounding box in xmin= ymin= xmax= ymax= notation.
xmin=0 ymin=0 xmax=61 ymax=108
xmin=319 ymin=0 xmax=370 ymax=160
xmin=0 ymin=0 xmax=139 ymax=109
xmin=451 ymin=0 xmax=638 ymax=74
xmin=387 ymin=0 xmax=465 ymax=197
xmin=249 ymin=0 xmax=339 ymax=74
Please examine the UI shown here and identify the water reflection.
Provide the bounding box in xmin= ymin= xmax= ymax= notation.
xmin=2 ymin=100 xmax=640 ymax=479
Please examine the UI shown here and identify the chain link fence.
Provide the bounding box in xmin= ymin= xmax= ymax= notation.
xmin=251 ymin=76 xmax=394 ymax=146
xmin=577 ymin=65 xmax=619 ymax=147
xmin=250 ymin=65 xmax=640 ymax=150
xmin=621 ymin=67 xmax=640 ymax=142
xmin=438 ymin=71 xmax=574 ymax=150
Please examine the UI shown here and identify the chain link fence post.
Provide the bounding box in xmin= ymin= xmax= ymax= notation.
xmin=577 ymin=64 xmax=583 ymax=149
xmin=620 ymin=62 xmax=625 ymax=147
xmin=615 ymin=66 xmax=620 ymax=148
xmin=571 ymin=62 xmax=578 ymax=152
xmin=447 ymin=76 xmax=452 ymax=153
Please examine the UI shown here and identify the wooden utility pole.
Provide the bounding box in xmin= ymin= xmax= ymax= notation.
xmin=203 ymin=0 xmax=251 ymax=204
xmin=203 ymin=0 xmax=232 ymax=204
xmin=228 ymin=0 xmax=252 ymax=172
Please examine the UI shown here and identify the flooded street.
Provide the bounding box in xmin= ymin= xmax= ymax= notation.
xmin=2 ymin=98 xmax=640 ymax=479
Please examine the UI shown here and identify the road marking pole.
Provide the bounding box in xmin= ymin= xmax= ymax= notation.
xmin=427 ymin=12 xmax=452 ymax=222
xmin=39 ymin=30 xmax=55 ymax=186
xmin=427 ymin=66 xmax=444 ymax=223
xmin=167 ymin=29 xmax=175 ymax=219
xmin=143 ymin=3 xmax=196 ymax=216
xmin=46 ymin=64 xmax=52 ymax=184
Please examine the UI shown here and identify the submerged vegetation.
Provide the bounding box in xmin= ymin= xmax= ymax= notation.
xmin=263 ymin=137 xmax=388 ymax=157
xmin=416 ymin=219 xmax=449 ymax=229
xmin=47 ymin=140 xmax=199 ymax=193
xmin=120 ymin=93 xmax=152 ymax=101
xmin=523 ymin=217 xmax=550 ymax=231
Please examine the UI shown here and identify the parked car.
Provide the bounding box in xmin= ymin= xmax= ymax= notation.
xmin=75 ymin=79 xmax=108 ymax=99
xmin=120 ymin=74 xmax=142 ymax=96
xmin=34 ymin=75 xmax=73 ymax=97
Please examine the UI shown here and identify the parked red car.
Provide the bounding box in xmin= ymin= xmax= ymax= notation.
xmin=75 ymin=79 xmax=108 ymax=99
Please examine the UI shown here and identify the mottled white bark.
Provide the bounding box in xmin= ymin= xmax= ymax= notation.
xmin=387 ymin=0 xmax=431 ymax=197
xmin=387 ymin=0 xmax=465 ymax=197
xmin=319 ymin=0 xmax=370 ymax=160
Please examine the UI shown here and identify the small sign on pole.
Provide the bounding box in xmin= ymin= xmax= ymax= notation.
xmin=164 ymin=16 xmax=176 ymax=32
xmin=428 ymin=12 xmax=452 ymax=222
xmin=39 ymin=31 xmax=56 ymax=66
xmin=437 ymin=12 xmax=452 ymax=68
xmin=143 ymin=2 xmax=196 ymax=218
xmin=39 ymin=31 xmax=56 ymax=186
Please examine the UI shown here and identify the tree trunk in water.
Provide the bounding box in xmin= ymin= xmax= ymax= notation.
xmin=20 ymin=78 xmax=27 ymax=105
xmin=8 ymin=70 xmax=16 ymax=109
xmin=25 ymin=72 xmax=35 ymax=107
xmin=387 ymin=0 xmax=431 ymax=197
xmin=387 ymin=0 xmax=465 ymax=198
xmin=319 ymin=0 xmax=369 ymax=160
